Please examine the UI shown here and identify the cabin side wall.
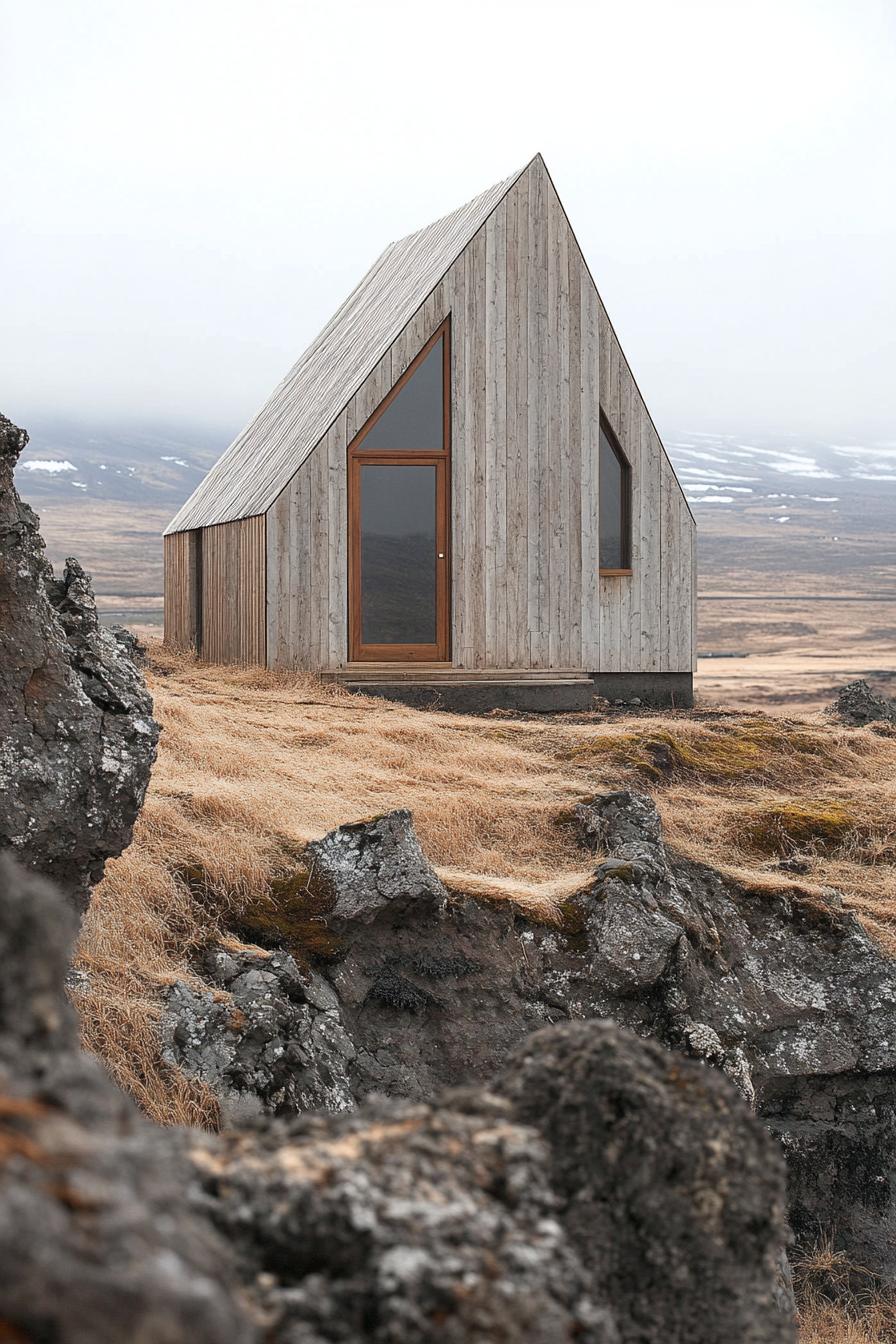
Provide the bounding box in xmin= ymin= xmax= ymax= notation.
xmin=266 ymin=157 xmax=695 ymax=674
xmin=597 ymin=297 xmax=696 ymax=675
xmin=163 ymin=530 xmax=201 ymax=651
xmin=164 ymin=517 xmax=266 ymax=664
xmin=201 ymin=516 xmax=266 ymax=665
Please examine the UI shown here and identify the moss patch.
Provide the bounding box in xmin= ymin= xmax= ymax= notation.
xmin=175 ymin=859 xmax=345 ymax=965
xmin=565 ymin=721 xmax=842 ymax=786
xmin=235 ymin=867 xmax=344 ymax=964
xmin=554 ymin=893 xmax=591 ymax=954
xmin=739 ymin=800 xmax=859 ymax=856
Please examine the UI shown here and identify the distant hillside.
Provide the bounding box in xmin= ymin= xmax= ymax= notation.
xmin=14 ymin=417 xmax=222 ymax=510
xmin=12 ymin=417 xmax=226 ymax=615
xmin=670 ymin=431 xmax=896 ymax=595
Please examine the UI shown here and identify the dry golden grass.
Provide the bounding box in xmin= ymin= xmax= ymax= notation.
xmin=795 ymin=1242 xmax=896 ymax=1343
xmin=76 ymin=642 xmax=896 ymax=1128
xmin=799 ymin=1299 xmax=896 ymax=1344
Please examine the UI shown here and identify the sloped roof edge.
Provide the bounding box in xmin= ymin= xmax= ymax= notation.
xmin=165 ymin=161 xmax=530 ymax=534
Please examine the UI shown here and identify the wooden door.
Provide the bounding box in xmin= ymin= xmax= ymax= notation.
xmin=348 ymin=321 xmax=451 ymax=662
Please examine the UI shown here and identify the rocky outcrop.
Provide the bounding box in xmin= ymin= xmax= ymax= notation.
xmin=161 ymin=941 xmax=355 ymax=1120
xmin=169 ymin=801 xmax=896 ymax=1286
xmin=192 ymin=1022 xmax=794 ymax=1344
xmin=0 ymin=415 xmax=159 ymax=910
xmin=558 ymin=793 xmax=896 ymax=1280
xmin=0 ymin=851 xmax=794 ymax=1343
xmin=0 ymin=855 xmax=255 ymax=1343
xmin=305 ymin=808 xmax=449 ymax=925
xmin=830 ymin=679 xmax=896 ymax=726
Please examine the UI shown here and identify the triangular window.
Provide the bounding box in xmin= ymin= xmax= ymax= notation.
xmin=356 ymin=336 xmax=445 ymax=452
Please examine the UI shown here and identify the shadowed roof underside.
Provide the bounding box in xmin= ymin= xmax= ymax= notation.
xmin=165 ymin=165 xmax=526 ymax=534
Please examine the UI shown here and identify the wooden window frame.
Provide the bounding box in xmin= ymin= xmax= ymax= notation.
xmin=347 ymin=319 xmax=451 ymax=662
xmin=598 ymin=411 xmax=633 ymax=576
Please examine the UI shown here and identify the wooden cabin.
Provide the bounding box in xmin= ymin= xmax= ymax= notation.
xmin=164 ymin=155 xmax=696 ymax=711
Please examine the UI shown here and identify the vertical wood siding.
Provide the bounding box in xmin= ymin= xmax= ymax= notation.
xmin=199 ymin=516 xmax=266 ymax=665
xmin=163 ymin=530 xmax=201 ymax=651
xmin=266 ymin=156 xmax=695 ymax=674
xmin=597 ymin=295 xmax=696 ymax=674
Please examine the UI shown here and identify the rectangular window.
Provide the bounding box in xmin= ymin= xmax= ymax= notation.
xmin=599 ymin=415 xmax=632 ymax=573
xmin=359 ymin=463 xmax=438 ymax=645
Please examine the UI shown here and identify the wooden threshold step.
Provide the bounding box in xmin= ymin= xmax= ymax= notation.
xmin=342 ymin=678 xmax=589 ymax=688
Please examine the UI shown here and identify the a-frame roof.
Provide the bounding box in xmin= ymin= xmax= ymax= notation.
xmin=165 ymin=164 xmax=527 ymax=534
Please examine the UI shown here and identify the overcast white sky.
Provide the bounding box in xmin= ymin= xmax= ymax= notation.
xmin=3 ymin=0 xmax=894 ymax=441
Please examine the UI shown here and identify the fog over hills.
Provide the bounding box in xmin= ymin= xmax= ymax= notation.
xmin=18 ymin=417 xmax=896 ymax=514
xmin=669 ymin=431 xmax=896 ymax=596
xmin=12 ymin=415 xmax=896 ymax=615
xmin=14 ymin=418 xmax=221 ymax=511
xmin=18 ymin=419 xmax=896 ymax=510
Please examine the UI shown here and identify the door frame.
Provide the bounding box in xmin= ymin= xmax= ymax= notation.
xmin=347 ymin=319 xmax=451 ymax=663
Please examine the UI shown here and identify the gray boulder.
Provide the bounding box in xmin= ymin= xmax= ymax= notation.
xmin=830 ymin=678 xmax=896 ymax=726
xmin=162 ymin=941 xmax=355 ymax=1119
xmin=305 ymin=808 xmax=448 ymax=926
xmin=196 ymin=1091 xmax=617 ymax=1344
xmin=497 ymin=1020 xmax=794 ymax=1344
xmin=0 ymin=415 xmax=159 ymax=910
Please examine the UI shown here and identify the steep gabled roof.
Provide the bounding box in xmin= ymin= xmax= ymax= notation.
xmin=165 ymin=165 xmax=526 ymax=534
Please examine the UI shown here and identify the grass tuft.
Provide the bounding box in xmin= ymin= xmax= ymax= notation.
xmin=567 ymin=720 xmax=848 ymax=785
xmin=794 ymin=1239 xmax=896 ymax=1343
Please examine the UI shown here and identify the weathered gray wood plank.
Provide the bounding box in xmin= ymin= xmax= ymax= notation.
xmin=526 ymin=158 xmax=549 ymax=668
xmin=468 ymin=224 xmax=487 ymax=668
xmin=580 ymin=262 xmax=601 ymax=670
xmin=505 ymin=171 xmax=529 ymax=668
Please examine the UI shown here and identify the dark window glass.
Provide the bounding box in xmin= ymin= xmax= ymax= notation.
xmin=599 ymin=422 xmax=630 ymax=570
xmin=358 ymin=339 xmax=444 ymax=451
xmin=360 ymin=464 xmax=436 ymax=644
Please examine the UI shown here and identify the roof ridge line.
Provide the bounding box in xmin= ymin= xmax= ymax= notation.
xmin=165 ymin=162 xmax=531 ymax=534
xmin=384 ymin=161 xmax=530 ymax=252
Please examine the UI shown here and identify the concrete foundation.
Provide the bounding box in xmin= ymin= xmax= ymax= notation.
xmin=591 ymin=672 xmax=694 ymax=709
xmin=341 ymin=672 xmax=693 ymax=714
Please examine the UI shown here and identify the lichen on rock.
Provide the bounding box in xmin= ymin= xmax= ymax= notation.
xmin=161 ymin=940 xmax=355 ymax=1119
xmin=0 ymin=414 xmax=159 ymax=910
